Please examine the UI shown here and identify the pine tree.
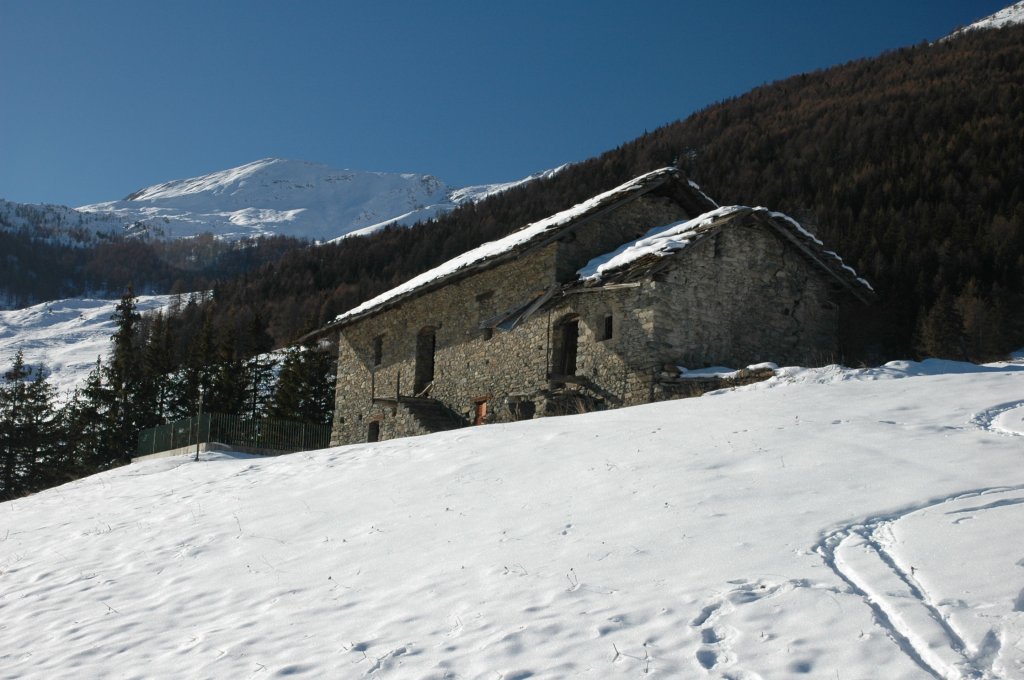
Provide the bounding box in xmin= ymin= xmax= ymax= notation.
xmin=242 ymin=352 xmax=278 ymax=420
xmin=141 ymin=311 xmax=175 ymax=423
xmin=169 ymin=312 xmax=216 ymax=420
xmin=64 ymin=358 xmax=118 ymax=471
xmin=0 ymin=352 xmax=58 ymax=499
xmin=915 ymin=289 xmax=967 ymax=360
xmin=104 ymin=287 xmax=146 ymax=463
xmin=268 ymin=343 xmax=336 ymax=426
xmin=207 ymin=326 xmax=246 ymax=414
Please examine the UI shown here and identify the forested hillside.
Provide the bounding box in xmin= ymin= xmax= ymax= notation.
xmin=175 ymin=25 xmax=1023 ymax=363
xmin=0 ymin=230 xmax=309 ymax=308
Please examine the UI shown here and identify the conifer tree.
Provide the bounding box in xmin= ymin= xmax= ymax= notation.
xmin=142 ymin=310 xmax=176 ymax=423
xmin=207 ymin=326 xmax=247 ymax=414
xmin=268 ymin=343 xmax=336 ymax=425
xmin=169 ymin=312 xmax=216 ymax=420
xmin=0 ymin=352 xmax=58 ymax=499
xmin=915 ymin=289 xmax=967 ymax=360
xmin=104 ymin=287 xmax=146 ymax=463
xmin=64 ymin=358 xmax=118 ymax=471
xmin=242 ymin=353 xmax=278 ymax=420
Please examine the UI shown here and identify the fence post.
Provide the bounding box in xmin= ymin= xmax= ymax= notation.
xmin=195 ymin=390 xmax=204 ymax=462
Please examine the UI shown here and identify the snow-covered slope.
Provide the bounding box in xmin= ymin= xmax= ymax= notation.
xmin=0 ymin=198 xmax=125 ymax=244
xmin=0 ymin=295 xmax=175 ymax=397
xmin=1 ymin=358 xmax=1022 ymax=678
xmin=78 ymin=158 xmax=560 ymax=242
xmin=448 ymin=163 xmax=570 ymax=205
xmin=949 ymin=1 xmax=1024 ymax=36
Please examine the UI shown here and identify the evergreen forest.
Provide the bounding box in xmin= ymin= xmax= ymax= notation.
xmin=0 ymin=229 xmax=310 ymax=308
xmin=0 ymin=290 xmax=336 ymax=501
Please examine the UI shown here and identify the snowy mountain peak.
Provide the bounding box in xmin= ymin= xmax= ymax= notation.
xmin=77 ymin=159 xmax=558 ymax=242
xmin=949 ymin=1 xmax=1024 ymax=36
xmin=123 ymin=158 xmax=304 ymax=201
xmin=121 ymin=158 xmax=446 ymax=204
xmin=78 ymin=159 xmax=456 ymax=241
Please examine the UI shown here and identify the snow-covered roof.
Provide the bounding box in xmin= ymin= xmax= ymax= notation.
xmin=578 ymin=206 xmax=745 ymax=280
xmin=577 ymin=205 xmax=874 ymax=300
xmin=328 ymin=167 xmax=694 ymax=328
xmin=320 ymin=169 xmax=872 ymax=335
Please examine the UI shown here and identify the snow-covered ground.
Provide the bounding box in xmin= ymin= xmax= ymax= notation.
xmin=0 ymin=295 xmax=175 ymax=397
xmin=1 ymin=357 xmax=1022 ymax=679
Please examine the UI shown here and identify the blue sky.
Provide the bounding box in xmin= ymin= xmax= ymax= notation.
xmin=0 ymin=1 xmax=1011 ymax=206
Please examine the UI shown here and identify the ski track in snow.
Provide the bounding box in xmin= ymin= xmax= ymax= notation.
xmin=663 ymin=394 xmax=1024 ymax=680
xmin=815 ymin=483 xmax=1024 ymax=680
xmin=970 ymin=400 xmax=1024 ymax=437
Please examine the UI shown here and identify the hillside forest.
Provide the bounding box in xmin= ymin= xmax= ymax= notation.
xmin=0 ymin=225 xmax=309 ymax=308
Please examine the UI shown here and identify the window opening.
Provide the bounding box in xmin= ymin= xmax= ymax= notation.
xmin=510 ymin=400 xmax=535 ymax=421
xmin=367 ymin=421 xmax=381 ymax=443
xmin=372 ymin=336 xmax=383 ymax=366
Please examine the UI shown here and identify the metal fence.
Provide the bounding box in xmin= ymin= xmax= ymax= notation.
xmin=136 ymin=413 xmax=331 ymax=457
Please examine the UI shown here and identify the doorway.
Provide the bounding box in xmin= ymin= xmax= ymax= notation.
xmin=552 ymin=315 xmax=579 ymax=378
xmin=473 ymin=399 xmax=488 ymax=426
xmin=414 ymin=326 xmax=436 ymax=395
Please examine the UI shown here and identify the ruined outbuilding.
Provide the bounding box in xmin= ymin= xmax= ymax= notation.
xmin=317 ymin=168 xmax=873 ymax=445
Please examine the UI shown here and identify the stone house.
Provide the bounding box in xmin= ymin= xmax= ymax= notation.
xmin=316 ymin=168 xmax=873 ymax=445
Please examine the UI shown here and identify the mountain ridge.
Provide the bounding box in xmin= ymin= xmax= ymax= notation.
xmin=76 ymin=158 xmax=562 ymax=242
xmin=953 ymin=0 xmax=1024 ymax=35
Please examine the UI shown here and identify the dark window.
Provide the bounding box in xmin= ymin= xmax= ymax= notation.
xmin=482 ymin=327 xmax=494 ymax=341
xmin=509 ymin=400 xmax=536 ymax=421
xmin=367 ymin=421 xmax=381 ymax=443
xmin=372 ymin=336 xmax=383 ymax=366
xmin=602 ymin=314 xmax=613 ymax=341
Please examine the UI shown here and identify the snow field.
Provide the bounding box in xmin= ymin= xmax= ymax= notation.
xmin=0 ymin=296 xmax=175 ymax=397
xmin=0 ymin=359 xmax=1022 ymax=678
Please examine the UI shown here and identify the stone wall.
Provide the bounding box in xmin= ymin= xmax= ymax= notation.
xmin=332 ymin=244 xmax=559 ymax=446
xmin=644 ymin=221 xmax=840 ymax=368
xmin=330 ymin=263 xmax=669 ymax=445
